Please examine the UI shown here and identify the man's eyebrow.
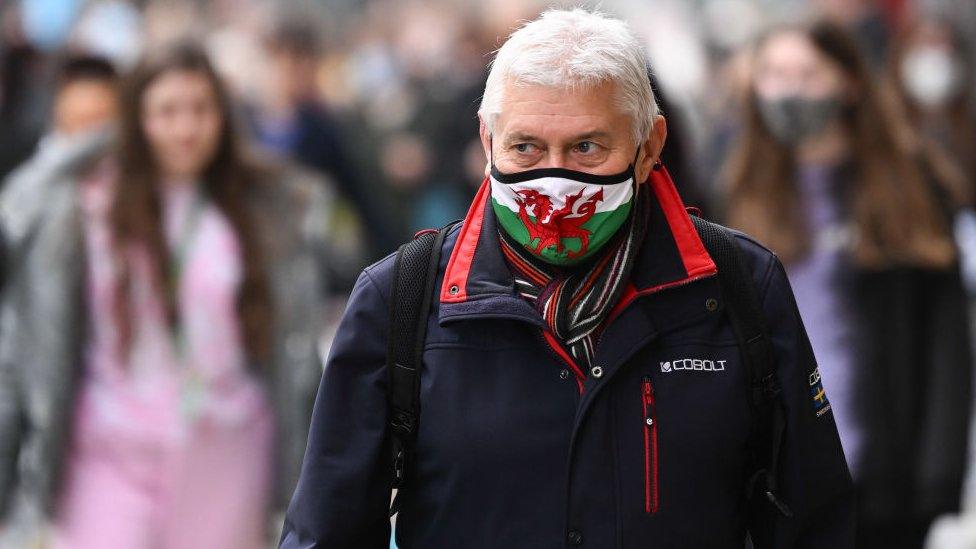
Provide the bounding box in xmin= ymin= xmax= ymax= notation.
xmin=502 ymin=130 xmax=614 ymax=144
xmin=573 ymin=131 xmax=613 ymax=141
xmin=502 ymin=131 xmax=540 ymax=144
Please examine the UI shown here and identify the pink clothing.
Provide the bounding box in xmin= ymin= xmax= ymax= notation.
xmin=53 ymin=163 xmax=274 ymax=549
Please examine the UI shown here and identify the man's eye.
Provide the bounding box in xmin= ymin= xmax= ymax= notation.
xmin=514 ymin=143 xmax=536 ymax=153
xmin=575 ymin=141 xmax=597 ymax=154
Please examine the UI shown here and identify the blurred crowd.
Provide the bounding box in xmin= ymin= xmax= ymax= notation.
xmin=1 ymin=0 xmax=976 ymax=547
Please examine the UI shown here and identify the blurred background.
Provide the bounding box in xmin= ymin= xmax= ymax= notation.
xmin=1 ymin=0 xmax=976 ymax=547
xmin=2 ymin=0 xmax=976 ymax=255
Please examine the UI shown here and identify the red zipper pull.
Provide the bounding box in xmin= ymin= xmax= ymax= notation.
xmin=642 ymin=376 xmax=654 ymax=403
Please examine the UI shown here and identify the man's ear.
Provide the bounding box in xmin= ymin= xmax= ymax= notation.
xmin=635 ymin=114 xmax=668 ymax=183
xmin=479 ymin=116 xmax=492 ymax=177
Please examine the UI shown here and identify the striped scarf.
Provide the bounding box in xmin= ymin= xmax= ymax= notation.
xmin=499 ymin=185 xmax=649 ymax=370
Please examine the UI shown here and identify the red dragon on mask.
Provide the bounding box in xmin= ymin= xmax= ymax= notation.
xmin=514 ymin=188 xmax=604 ymax=258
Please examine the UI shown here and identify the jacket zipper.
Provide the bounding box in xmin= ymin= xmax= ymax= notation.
xmin=642 ymin=376 xmax=659 ymax=514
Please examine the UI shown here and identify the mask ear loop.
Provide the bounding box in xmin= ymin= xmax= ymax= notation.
xmin=631 ymin=145 xmax=644 ymax=196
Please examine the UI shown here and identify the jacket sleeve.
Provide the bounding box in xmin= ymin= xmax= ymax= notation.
xmin=279 ymin=266 xmax=394 ymax=549
xmin=0 ymin=201 xmax=23 ymax=524
xmin=748 ymin=244 xmax=856 ymax=548
xmin=0 ymin=317 xmax=22 ymax=524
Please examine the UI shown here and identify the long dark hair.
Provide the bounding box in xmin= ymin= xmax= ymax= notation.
xmin=110 ymin=41 xmax=272 ymax=363
xmin=723 ymin=21 xmax=954 ymax=268
xmin=888 ymin=17 xmax=975 ymax=207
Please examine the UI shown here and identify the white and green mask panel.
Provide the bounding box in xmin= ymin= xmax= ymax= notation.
xmin=490 ymin=164 xmax=635 ymax=266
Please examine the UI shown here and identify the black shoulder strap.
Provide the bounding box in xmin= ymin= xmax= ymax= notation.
xmin=386 ymin=223 xmax=454 ymax=517
xmin=690 ymin=217 xmax=777 ymax=401
xmin=689 ymin=216 xmax=793 ymax=522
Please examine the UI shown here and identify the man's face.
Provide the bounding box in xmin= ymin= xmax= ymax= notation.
xmin=53 ymin=79 xmax=118 ymax=136
xmin=480 ymin=80 xmax=665 ymax=182
xmin=268 ymin=48 xmax=318 ymax=105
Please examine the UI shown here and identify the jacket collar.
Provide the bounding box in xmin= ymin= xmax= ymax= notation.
xmin=438 ymin=165 xmax=717 ymax=324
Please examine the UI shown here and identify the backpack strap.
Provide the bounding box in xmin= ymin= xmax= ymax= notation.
xmin=386 ymin=223 xmax=455 ymax=517
xmin=689 ymin=215 xmax=793 ymax=520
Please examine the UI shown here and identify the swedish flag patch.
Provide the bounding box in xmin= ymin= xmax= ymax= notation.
xmin=809 ymin=367 xmax=832 ymax=418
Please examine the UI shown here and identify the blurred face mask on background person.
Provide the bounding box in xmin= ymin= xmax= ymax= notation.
xmin=900 ymin=46 xmax=962 ymax=108
xmin=752 ymin=31 xmax=849 ymax=147
xmin=756 ymin=94 xmax=844 ymax=146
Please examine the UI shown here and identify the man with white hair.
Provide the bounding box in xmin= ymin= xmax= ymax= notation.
xmin=280 ymin=9 xmax=853 ymax=548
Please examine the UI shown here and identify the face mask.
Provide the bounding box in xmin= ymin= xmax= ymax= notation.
xmin=757 ymin=95 xmax=843 ymax=146
xmin=490 ymin=161 xmax=636 ymax=266
xmin=900 ymin=46 xmax=961 ymax=108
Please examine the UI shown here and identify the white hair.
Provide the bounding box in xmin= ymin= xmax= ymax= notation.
xmin=479 ymin=8 xmax=658 ymax=144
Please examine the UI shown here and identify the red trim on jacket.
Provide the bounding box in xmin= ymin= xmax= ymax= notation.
xmin=648 ymin=166 xmax=716 ymax=279
xmin=440 ymin=177 xmax=490 ymax=303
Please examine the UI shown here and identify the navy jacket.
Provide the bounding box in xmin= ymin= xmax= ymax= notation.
xmin=280 ymin=169 xmax=854 ymax=548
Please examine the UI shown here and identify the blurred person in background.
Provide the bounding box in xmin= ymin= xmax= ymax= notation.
xmin=721 ymin=20 xmax=971 ymax=549
xmin=0 ymin=53 xmax=119 ymax=295
xmin=245 ymin=17 xmax=393 ymax=263
xmin=888 ymin=17 xmax=976 ymax=293
xmin=334 ymin=0 xmax=495 ymax=239
xmin=891 ymin=17 xmax=975 ymax=177
xmin=47 ymin=55 xmax=119 ymax=138
xmin=886 ymin=16 xmax=976 ymax=549
xmin=378 ymin=5 xmax=489 ymax=233
xmin=0 ymin=41 xmax=331 ymax=548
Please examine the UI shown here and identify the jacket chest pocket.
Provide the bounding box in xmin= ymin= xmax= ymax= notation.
xmin=641 ymin=376 xmax=659 ymax=515
xmin=613 ymin=339 xmax=752 ymax=524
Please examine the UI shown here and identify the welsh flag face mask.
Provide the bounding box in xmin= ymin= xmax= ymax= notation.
xmin=490 ymin=161 xmax=636 ymax=266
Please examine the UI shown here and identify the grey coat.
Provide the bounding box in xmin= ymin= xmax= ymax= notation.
xmin=0 ymin=130 xmax=333 ymax=532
